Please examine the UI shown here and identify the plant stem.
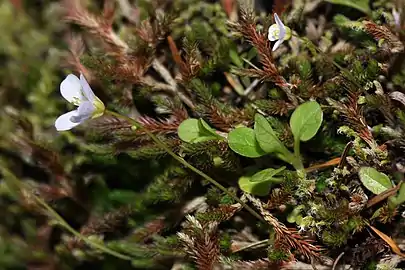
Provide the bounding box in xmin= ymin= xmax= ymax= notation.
xmin=278 ymin=144 xmax=304 ymax=171
xmin=292 ymin=137 xmax=304 ymax=171
xmin=34 ymin=195 xmax=132 ymax=260
xmin=294 ymin=137 xmax=300 ymax=159
xmin=106 ymin=110 xmax=264 ymax=222
xmin=0 ymin=165 xmax=132 ymax=261
xmin=151 ymin=59 xmax=195 ymax=109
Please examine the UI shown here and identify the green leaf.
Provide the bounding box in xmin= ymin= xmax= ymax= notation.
xmin=178 ymin=118 xmax=201 ymax=142
xmin=254 ymin=114 xmax=285 ymax=153
xmin=371 ymin=207 xmax=383 ymax=220
xmin=198 ymin=119 xmax=220 ymax=137
xmin=246 ymin=47 xmax=257 ymax=61
xmin=325 ymin=0 xmax=371 ymax=14
xmin=251 ymin=166 xmax=286 ymax=182
xmin=287 ymin=205 xmax=305 ymax=223
xmin=229 ymin=49 xmax=243 ymax=68
xmin=238 ymin=176 xmax=275 ymax=196
xmin=324 ymin=0 xmax=370 ymax=14
xmin=238 ymin=167 xmax=285 ymax=196
xmin=289 ymin=101 xmax=323 ymax=142
xmin=388 ymin=183 xmax=405 ymax=207
xmin=178 ymin=118 xmax=220 ymax=143
xmin=358 ymin=167 xmax=393 ymax=195
xmin=228 ymin=127 xmax=266 ymax=158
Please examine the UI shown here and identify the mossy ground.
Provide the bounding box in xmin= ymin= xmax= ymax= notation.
xmin=1 ymin=0 xmax=405 ymax=269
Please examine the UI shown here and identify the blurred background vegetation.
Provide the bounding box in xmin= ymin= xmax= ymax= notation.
xmin=0 ymin=0 xmax=239 ymax=268
xmin=2 ymin=0 xmax=405 ymax=269
xmin=0 ymin=0 xmax=167 ymax=268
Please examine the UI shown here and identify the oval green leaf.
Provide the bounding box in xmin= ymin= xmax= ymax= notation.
xmin=178 ymin=118 xmax=201 ymax=142
xmin=358 ymin=167 xmax=393 ymax=195
xmin=254 ymin=113 xmax=284 ymax=153
xmin=251 ymin=166 xmax=286 ymax=182
xmin=238 ymin=176 xmax=273 ymax=196
xmin=178 ymin=118 xmax=220 ymax=143
xmin=228 ymin=127 xmax=266 ymax=158
xmin=289 ymin=101 xmax=323 ymax=142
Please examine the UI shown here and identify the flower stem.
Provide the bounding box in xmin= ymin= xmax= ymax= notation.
xmin=105 ymin=110 xmax=264 ymax=222
xmin=34 ymin=195 xmax=132 ymax=260
xmin=0 ymin=164 xmax=132 ymax=261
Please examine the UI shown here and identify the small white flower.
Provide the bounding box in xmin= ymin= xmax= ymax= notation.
xmin=55 ymin=73 xmax=105 ymax=131
xmin=268 ymin=13 xmax=292 ymax=51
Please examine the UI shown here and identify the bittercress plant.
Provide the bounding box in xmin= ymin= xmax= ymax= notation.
xmin=176 ymin=102 xmax=323 ymax=196
xmin=290 ymin=101 xmax=323 ymax=167
xmin=228 ymin=101 xmax=323 ymax=196
xmin=228 ymin=101 xmax=323 ymax=171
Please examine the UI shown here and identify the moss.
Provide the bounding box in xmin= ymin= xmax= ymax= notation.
xmin=2 ymin=0 xmax=405 ymax=268
xmin=321 ymin=229 xmax=349 ymax=247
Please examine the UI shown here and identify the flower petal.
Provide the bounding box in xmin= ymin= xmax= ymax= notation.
xmin=80 ymin=73 xmax=95 ymax=102
xmin=55 ymin=110 xmax=81 ymax=131
xmin=60 ymin=74 xmax=83 ymax=105
xmin=77 ymin=101 xmax=95 ymax=119
xmin=68 ymin=101 xmax=94 ymax=124
xmin=268 ymin=24 xmax=279 ymax=41
xmin=274 ymin=13 xmax=286 ymax=41
xmin=272 ymin=39 xmax=283 ymax=51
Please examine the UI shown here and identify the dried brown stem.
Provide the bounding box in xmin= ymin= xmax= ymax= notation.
xmin=152 ymin=59 xmax=195 ymax=109
xmin=366 ymin=181 xmax=403 ymax=208
xmin=62 ymin=0 xmax=128 ymax=54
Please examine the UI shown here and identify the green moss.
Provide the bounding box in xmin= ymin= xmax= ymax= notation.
xmin=268 ymin=248 xmax=290 ymax=263
xmin=2 ymin=0 xmax=405 ymax=268
xmin=322 ymin=229 xmax=348 ymax=247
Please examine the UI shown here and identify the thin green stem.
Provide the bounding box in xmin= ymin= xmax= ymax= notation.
xmin=293 ymin=137 xmax=304 ymax=172
xmin=294 ymin=137 xmax=300 ymax=159
xmin=33 ymin=196 xmax=132 ymax=261
xmin=277 ymin=144 xmax=304 ymax=171
xmin=106 ymin=110 xmax=264 ymax=222
xmin=0 ymin=165 xmax=132 ymax=261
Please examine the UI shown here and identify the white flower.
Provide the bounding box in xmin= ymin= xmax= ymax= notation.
xmin=55 ymin=73 xmax=105 ymax=131
xmin=268 ymin=13 xmax=292 ymax=51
